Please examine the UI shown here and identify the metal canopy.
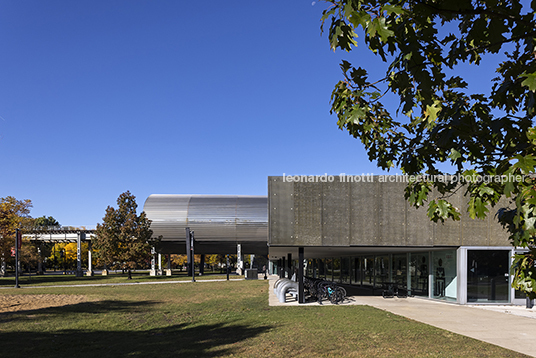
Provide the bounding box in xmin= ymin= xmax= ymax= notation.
xmin=143 ymin=195 xmax=268 ymax=253
xmin=23 ymin=228 xmax=95 ymax=243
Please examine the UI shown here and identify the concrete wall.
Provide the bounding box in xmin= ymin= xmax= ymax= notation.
xmin=269 ymin=176 xmax=510 ymax=247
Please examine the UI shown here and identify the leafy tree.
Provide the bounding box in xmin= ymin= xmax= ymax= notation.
xmin=0 ymin=196 xmax=32 ymax=276
xmin=321 ymin=1 xmax=536 ymax=296
xmin=171 ymin=254 xmax=188 ymax=270
xmin=205 ymin=254 xmax=219 ymax=272
xmin=47 ymin=242 xmax=89 ymax=271
xmin=94 ymin=191 xmax=159 ymax=279
xmin=32 ymin=216 xmax=60 ymax=228
xmin=25 ymin=215 xmax=61 ymax=270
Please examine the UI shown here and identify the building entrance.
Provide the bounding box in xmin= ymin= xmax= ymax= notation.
xmin=467 ymin=250 xmax=509 ymax=303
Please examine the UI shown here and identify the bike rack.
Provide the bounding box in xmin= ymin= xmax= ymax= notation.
xmin=274 ymin=278 xmax=298 ymax=303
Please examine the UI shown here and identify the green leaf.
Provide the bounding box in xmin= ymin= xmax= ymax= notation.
xmin=524 ymin=216 xmax=536 ymax=231
xmin=382 ymin=5 xmax=404 ymax=15
xmin=512 ymin=154 xmax=536 ymax=174
xmin=478 ymin=186 xmax=494 ymax=196
xmin=504 ymin=171 xmax=516 ymax=197
xmin=348 ymin=10 xmax=370 ymax=29
xmin=348 ymin=106 xmax=366 ymax=124
xmin=436 ymin=199 xmax=449 ymax=217
xmin=521 ymin=72 xmax=536 ymax=91
xmin=368 ymin=18 xmax=394 ymax=43
xmin=448 ymin=148 xmax=461 ymax=161
xmin=424 ymin=101 xmax=441 ymax=125
xmin=468 ymin=196 xmax=488 ymax=219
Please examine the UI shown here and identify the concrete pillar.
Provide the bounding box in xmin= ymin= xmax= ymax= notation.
xmin=86 ymin=241 xmax=93 ymax=276
xmin=157 ymin=253 xmax=162 ymax=275
xmin=37 ymin=245 xmax=43 ymax=275
xmin=150 ymin=247 xmax=157 ymax=276
xmin=250 ymin=254 xmax=255 ymax=269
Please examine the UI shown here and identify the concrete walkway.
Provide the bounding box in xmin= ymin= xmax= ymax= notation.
xmin=268 ymin=276 xmax=536 ymax=357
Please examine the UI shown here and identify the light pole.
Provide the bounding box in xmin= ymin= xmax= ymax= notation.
xmin=15 ymin=228 xmax=21 ymax=288
xmin=191 ymin=230 xmax=195 ymax=283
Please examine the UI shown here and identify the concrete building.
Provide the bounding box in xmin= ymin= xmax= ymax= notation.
xmin=267 ymin=175 xmax=525 ymax=305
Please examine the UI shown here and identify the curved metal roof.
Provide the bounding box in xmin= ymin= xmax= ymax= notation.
xmin=143 ymin=194 xmax=268 ymax=242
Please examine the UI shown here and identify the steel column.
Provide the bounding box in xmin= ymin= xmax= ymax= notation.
xmin=185 ymin=228 xmax=195 ymax=282
xmin=298 ymin=247 xmax=304 ymax=303
xmin=76 ymin=232 xmax=84 ymax=277
xmin=287 ymin=253 xmax=292 ymax=279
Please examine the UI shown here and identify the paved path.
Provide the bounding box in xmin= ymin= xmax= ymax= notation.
xmin=0 ymin=278 xmax=244 ymax=289
xmin=268 ymin=276 xmax=536 ymax=357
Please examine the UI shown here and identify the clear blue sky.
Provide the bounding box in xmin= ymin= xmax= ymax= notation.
xmin=0 ymin=0 xmax=501 ymax=227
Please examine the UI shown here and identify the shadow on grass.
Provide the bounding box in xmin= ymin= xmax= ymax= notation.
xmin=0 ymin=321 xmax=271 ymax=357
xmin=0 ymin=299 xmax=161 ymax=321
xmin=0 ymin=274 xmax=118 ymax=287
xmin=0 ymin=299 xmax=272 ymax=357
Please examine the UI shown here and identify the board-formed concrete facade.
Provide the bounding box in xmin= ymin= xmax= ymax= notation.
xmin=269 ymin=175 xmax=510 ymax=249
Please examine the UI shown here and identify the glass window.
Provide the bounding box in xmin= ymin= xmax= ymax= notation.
xmin=375 ymin=255 xmax=390 ymax=288
xmin=410 ymin=253 xmax=429 ymax=297
xmin=363 ymin=256 xmax=374 ymax=287
xmin=433 ymin=250 xmax=457 ymax=301
xmin=317 ymin=258 xmax=325 ymax=280
xmin=392 ymin=254 xmax=407 ymax=288
xmin=341 ymin=257 xmax=350 ymax=284
xmin=306 ymin=259 xmax=313 ymax=277
xmin=325 ymin=258 xmax=333 ymax=281
xmin=467 ymin=250 xmax=509 ymax=303
xmin=333 ymin=258 xmax=341 ymax=283
xmin=351 ymin=257 xmax=361 ymax=285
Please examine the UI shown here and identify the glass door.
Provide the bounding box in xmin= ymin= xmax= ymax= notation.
xmin=467 ymin=250 xmax=509 ymax=303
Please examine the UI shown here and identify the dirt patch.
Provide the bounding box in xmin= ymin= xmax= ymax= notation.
xmin=0 ymin=294 xmax=88 ymax=313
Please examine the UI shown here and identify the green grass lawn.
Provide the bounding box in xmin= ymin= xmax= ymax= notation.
xmin=0 ymin=280 xmax=529 ymax=358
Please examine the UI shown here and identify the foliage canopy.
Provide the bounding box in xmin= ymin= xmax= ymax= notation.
xmin=321 ymin=0 xmax=536 ymax=296
xmin=0 ymin=197 xmax=32 ymax=274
